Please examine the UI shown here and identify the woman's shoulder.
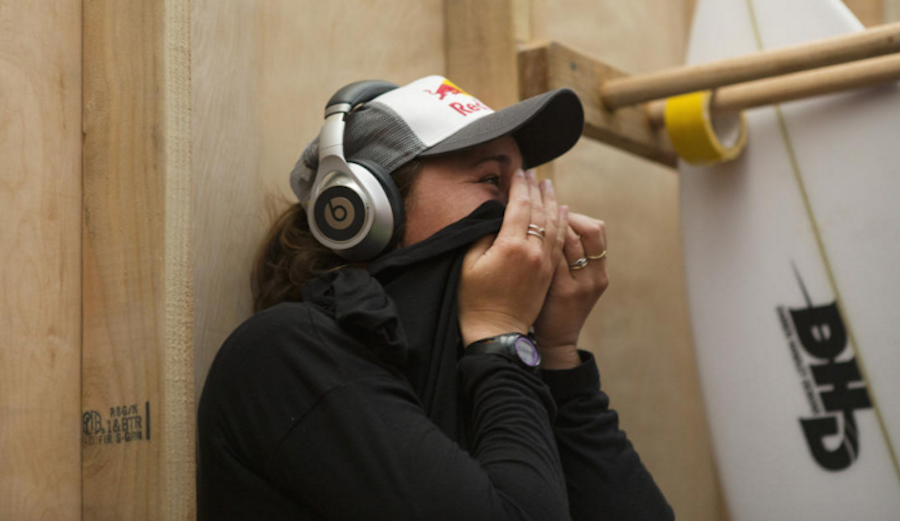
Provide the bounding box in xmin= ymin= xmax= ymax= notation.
xmin=212 ymin=301 xmax=340 ymax=366
xmin=206 ymin=300 xmax=395 ymax=390
xmin=227 ymin=300 xmax=321 ymax=345
xmin=199 ymin=301 xmax=400 ymax=466
xmin=199 ymin=299 xmax=409 ymax=438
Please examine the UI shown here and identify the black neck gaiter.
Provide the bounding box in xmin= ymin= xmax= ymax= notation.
xmin=300 ymin=201 xmax=505 ymax=445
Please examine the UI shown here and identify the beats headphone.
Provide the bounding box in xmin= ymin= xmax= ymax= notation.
xmin=307 ymin=80 xmax=404 ymax=261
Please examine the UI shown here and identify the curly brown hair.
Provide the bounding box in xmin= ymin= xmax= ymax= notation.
xmin=251 ymin=159 xmax=422 ymax=313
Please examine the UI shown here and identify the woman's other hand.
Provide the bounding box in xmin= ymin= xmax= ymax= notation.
xmin=533 ymin=213 xmax=609 ymax=369
xmin=458 ymin=169 xmax=568 ymax=347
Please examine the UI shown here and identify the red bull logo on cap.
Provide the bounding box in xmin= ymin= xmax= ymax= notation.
xmin=423 ymin=79 xmax=469 ymax=100
xmin=424 ymin=78 xmax=491 ymax=117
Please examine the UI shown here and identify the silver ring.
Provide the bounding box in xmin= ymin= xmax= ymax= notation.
xmin=528 ymin=224 xmax=546 ymax=235
xmin=587 ymin=250 xmax=607 ymax=261
xmin=526 ymin=230 xmax=545 ymax=241
xmin=568 ymin=257 xmax=589 ymax=270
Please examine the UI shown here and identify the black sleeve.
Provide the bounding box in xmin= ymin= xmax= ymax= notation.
xmin=541 ymin=351 xmax=675 ymax=521
xmin=266 ymin=352 xmax=571 ymax=521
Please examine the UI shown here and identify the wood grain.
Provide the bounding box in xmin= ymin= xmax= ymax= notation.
xmin=446 ymin=0 xmax=520 ymax=109
xmin=0 ymin=1 xmax=82 ymax=520
xmin=82 ymin=1 xmax=194 ymax=520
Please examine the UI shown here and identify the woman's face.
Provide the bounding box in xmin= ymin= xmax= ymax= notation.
xmin=401 ymin=135 xmax=523 ymax=247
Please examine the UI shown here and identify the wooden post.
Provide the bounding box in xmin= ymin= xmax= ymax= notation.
xmin=0 ymin=1 xmax=83 ymax=520
xmin=445 ymin=0 xmax=520 ymax=109
xmin=445 ymin=0 xmax=558 ymax=181
xmin=82 ymin=1 xmax=194 ymax=520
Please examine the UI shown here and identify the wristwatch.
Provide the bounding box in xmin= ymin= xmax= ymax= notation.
xmin=465 ymin=333 xmax=541 ymax=372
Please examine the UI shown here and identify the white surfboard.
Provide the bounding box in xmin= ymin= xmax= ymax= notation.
xmin=679 ymin=1 xmax=900 ymax=519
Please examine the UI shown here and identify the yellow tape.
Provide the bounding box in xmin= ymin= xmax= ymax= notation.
xmin=665 ymin=91 xmax=748 ymax=165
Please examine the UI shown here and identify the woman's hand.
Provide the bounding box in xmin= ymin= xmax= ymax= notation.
xmin=532 ymin=213 xmax=609 ymax=369
xmin=458 ymin=170 xmax=568 ymax=347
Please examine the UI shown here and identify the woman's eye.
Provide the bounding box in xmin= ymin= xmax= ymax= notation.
xmin=479 ymin=175 xmax=500 ymax=186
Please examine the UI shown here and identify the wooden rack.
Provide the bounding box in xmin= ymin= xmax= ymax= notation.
xmin=519 ymin=21 xmax=900 ymax=167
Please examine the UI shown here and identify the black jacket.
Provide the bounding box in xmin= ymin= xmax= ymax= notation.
xmin=198 ymin=202 xmax=673 ymax=520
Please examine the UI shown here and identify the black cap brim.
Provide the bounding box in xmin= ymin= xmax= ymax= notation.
xmin=417 ymin=88 xmax=584 ymax=169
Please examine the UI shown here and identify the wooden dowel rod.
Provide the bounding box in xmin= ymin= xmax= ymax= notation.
xmin=604 ymin=21 xmax=900 ymax=109
xmin=714 ymin=52 xmax=900 ymax=112
xmin=647 ymin=53 xmax=900 ymax=125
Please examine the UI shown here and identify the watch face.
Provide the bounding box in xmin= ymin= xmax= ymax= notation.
xmin=513 ymin=336 xmax=541 ymax=367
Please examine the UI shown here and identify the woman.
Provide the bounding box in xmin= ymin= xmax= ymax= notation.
xmin=198 ymin=76 xmax=673 ymax=520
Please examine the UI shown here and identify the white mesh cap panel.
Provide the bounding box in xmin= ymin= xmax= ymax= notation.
xmin=372 ymin=76 xmax=495 ymax=147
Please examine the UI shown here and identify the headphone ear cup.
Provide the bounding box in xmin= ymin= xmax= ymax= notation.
xmin=352 ymin=159 xmax=405 ymax=251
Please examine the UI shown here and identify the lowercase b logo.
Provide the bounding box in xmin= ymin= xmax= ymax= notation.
xmin=315 ymin=186 xmax=366 ymax=241
xmin=325 ymin=197 xmax=354 ymax=230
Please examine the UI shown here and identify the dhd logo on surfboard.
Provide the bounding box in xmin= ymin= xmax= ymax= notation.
xmin=776 ymin=264 xmax=873 ymax=471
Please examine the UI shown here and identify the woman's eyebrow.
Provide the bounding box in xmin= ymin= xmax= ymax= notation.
xmin=469 ymin=154 xmax=512 ymax=169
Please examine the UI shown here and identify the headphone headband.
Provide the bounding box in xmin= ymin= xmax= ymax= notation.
xmin=318 ymin=80 xmax=399 ymax=166
xmin=324 ymin=80 xmax=398 ymax=113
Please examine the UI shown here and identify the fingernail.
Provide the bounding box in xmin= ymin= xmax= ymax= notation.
xmin=516 ymin=168 xmax=525 ymax=178
xmin=540 ymin=179 xmax=550 ymax=191
xmin=560 ymin=205 xmax=569 ymax=218
xmin=525 ymin=169 xmax=536 ymax=181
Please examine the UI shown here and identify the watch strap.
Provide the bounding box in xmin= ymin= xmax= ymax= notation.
xmin=465 ymin=333 xmax=540 ymax=372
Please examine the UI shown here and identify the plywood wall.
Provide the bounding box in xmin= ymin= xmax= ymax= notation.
xmin=887 ymin=0 xmax=900 ymax=22
xmin=845 ymin=0 xmax=885 ymax=25
xmin=0 ymin=1 xmax=82 ymax=520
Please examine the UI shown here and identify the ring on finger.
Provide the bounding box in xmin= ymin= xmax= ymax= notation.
xmin=528 ymin=223 xmax=546 ymax=235
xmin=587 ymin=250 xmax=607 ymax=261
xmin=568 ymin=257 xmax=589 ymax=271
xmin=526 ymin=230 xmax=545 ymax=241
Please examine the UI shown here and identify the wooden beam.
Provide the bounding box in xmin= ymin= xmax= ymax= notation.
xmin=0 ymin=1 xmax=83 ymax=519
xmin=82 ymin=1 xmax=194 ymax=520
xmin=445 ymin=0 xmax=568 ymax=182
xmin=445 ymin=0 xmax=520 ymax=109
xmin=518 ymin=41 xmax=678 ymax=168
